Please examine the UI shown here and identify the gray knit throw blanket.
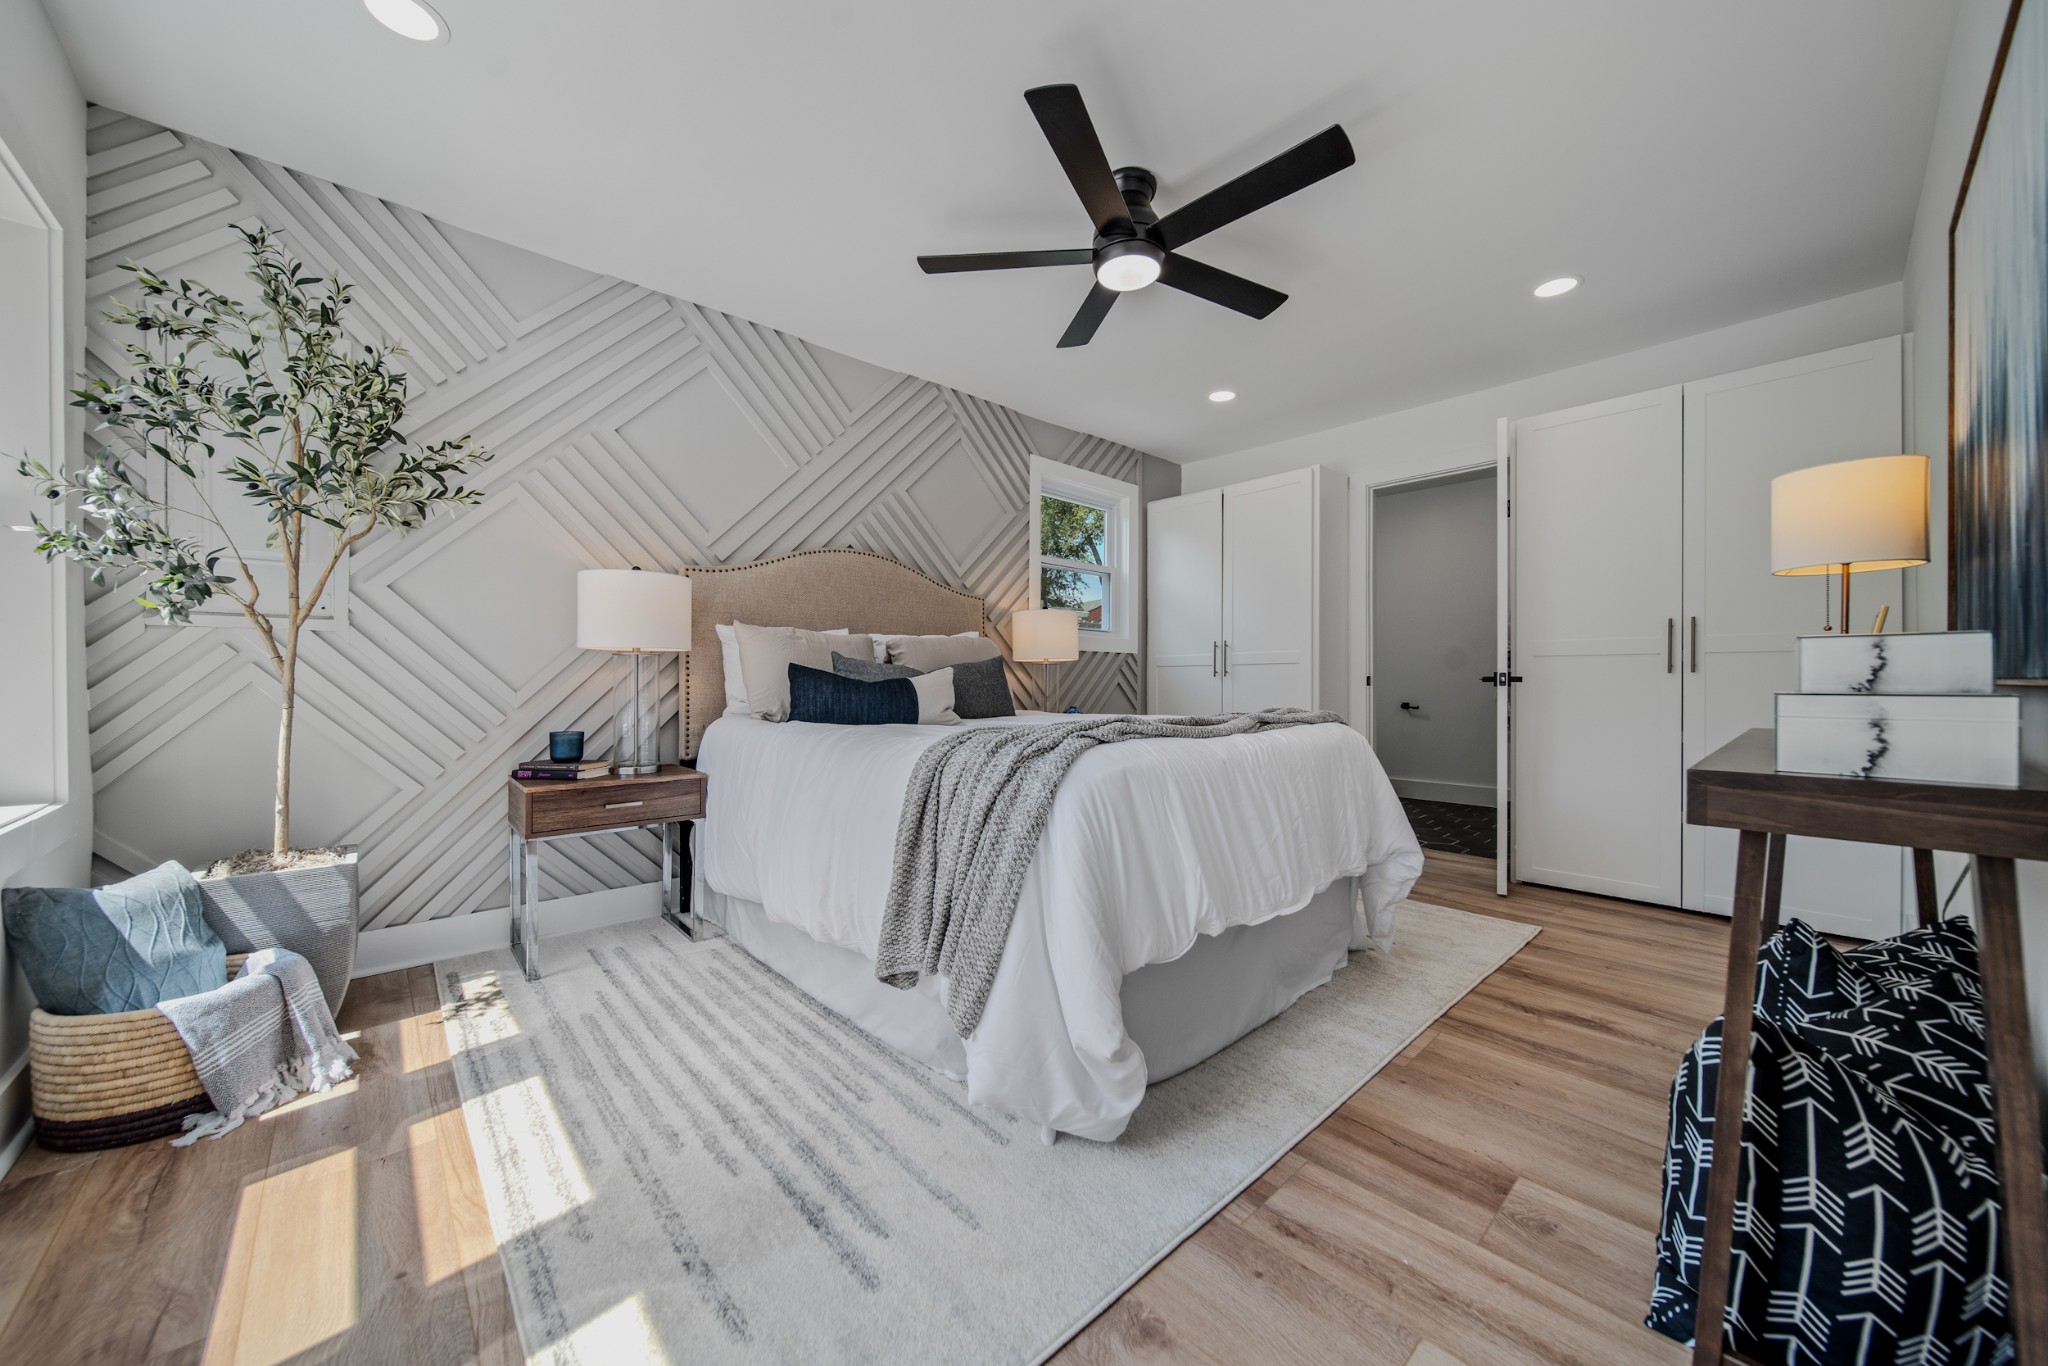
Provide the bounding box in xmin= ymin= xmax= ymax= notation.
xmin=156 ymin=946 xmax=357 ymax=1144
xmin=875 ymin=708 xmax=1345 ymax=1036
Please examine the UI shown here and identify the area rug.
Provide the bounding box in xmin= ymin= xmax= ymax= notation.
xmin=436 ymin=899 xmax=1538 ymax=1365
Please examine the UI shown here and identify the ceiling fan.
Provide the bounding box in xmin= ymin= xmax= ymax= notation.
xmin=918 ymin=84 xmax=1355 ymax=348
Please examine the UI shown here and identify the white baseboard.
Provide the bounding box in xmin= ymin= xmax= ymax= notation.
xmin=1389 ymin=778 xmax=1496 ymax=808
xmin=354 ymin=881 xmax=664 ymax=978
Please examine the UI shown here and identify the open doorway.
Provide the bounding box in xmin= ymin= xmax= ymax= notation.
xmin=1370 ymin=466 xmax=1497 ymax=858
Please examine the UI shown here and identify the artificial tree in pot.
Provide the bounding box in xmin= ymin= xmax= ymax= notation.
xmin=17 ymin=226 xmax=492 ymax=999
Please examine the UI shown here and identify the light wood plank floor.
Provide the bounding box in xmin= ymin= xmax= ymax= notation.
xmin=0 ymin=853 xmax=1719 ymax=1365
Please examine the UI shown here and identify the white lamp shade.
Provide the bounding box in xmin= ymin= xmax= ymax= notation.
xmin=1770 ymin=454 xmax=1930 ymax=577
xmin=1011 ymin=607 xmax=1080 ymax=663
xmin=576 ymin=569 xmax=692 ymax=652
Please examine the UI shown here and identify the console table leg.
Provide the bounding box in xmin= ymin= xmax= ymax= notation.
xmin=1692 ymin=827 xmax=1771 ymax=1365
xmin=1761 ymin=833 xmax=1787 ymax=937
xmin=1974 ymin=855 xmax=2047 ymax=1365
xmin=507 ymin=831 xmax=523 ymax=962
xmin=1913 ymin=848 xmax=1941 ymax=928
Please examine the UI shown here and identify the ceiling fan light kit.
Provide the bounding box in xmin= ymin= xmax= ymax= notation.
xmin=918 ymin=84 xmax=1355 ymax=347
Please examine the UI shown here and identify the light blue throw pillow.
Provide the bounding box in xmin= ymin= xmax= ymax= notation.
xmin=2 ymin=862 xmax=227 ymax=1015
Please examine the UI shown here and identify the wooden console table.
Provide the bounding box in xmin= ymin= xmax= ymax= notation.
xmin=1685 ymin=728 xmax=2048 ymax=1366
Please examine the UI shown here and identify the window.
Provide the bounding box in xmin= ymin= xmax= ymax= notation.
xmin=1030 ymin=456 xmax=1138 ymax=653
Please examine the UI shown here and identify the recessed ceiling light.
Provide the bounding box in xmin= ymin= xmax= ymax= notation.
xmin=1533 ymin=275 xmax=1581 ymax=298
xmin=364 ymin=0 xmax=449 ymax=43
xmin=1208 ymin=390 xmax=1237 ymax=403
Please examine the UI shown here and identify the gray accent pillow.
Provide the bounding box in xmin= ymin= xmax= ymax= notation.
xmin=885 ymin=633 xmax=1002 ymax=671
xmin=2 ymin=862 xmax=226 ymax=1016
xmin=835 ymin=650 xmax=1011 ymax=718
xmin=832 ymin=651 xmax=919 ymax=682
xmin=947 ymin=654 xmax=1016 ymax=719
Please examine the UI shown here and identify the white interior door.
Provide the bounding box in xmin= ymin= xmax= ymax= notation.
xmin=1681 ymin=335 xmax=1908 ymax=937
xmin=1147 ymin=489 xmax=1224 ymax=713
xmin=1223 ymin=470 xmax=1317 ymax=710
xmin=1512 ymin=387 xmax=1685 ymax=905
xmin=1495 ymin=419 xmax=1512 ymax=896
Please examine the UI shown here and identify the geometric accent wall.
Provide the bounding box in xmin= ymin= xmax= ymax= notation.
xmin=81 ymin=108 xmax=1146 ymax=929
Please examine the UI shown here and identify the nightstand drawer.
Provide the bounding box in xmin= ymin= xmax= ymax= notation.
xmin=508 ymin=768 xmax=706 ymax=838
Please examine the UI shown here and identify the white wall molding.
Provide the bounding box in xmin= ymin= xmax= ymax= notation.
xmin=81 ymin=110 xmax=1147 ymax=927
xmin=1387 ymin=778 xmax=1496 ymax=808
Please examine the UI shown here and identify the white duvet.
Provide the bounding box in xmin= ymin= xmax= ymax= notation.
xmin=695 ymin=712 xmax=1424 ymax=1140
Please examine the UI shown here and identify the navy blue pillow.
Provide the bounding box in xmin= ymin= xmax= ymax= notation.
xmin=788 ymin=663 xmax=917 ymax=725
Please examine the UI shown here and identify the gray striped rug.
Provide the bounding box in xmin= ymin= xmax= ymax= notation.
xmin=436 ymin=899 xmax=1537 ymax=1364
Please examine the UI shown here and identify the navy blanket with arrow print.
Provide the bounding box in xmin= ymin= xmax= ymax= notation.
xmin=1648 ymin=916 xmax=2015 ymax=1364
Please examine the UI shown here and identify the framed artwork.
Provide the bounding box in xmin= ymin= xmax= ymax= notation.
xmin=1950 ymin=0 xmax=2048 ymax=680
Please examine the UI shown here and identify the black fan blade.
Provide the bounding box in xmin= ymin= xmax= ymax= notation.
xmin=918 ymin=249 xmax=1093 ymax=274
xmin=1057 ymin=284 xmax=1118 ymax=348
xmin=1155 ymin=125 xmax=1354 ymax=251
xmin=1158 ymin=254 xmax=1287 ymax=319
xmin=1024 ymin=84 xmax=1132 ymax=235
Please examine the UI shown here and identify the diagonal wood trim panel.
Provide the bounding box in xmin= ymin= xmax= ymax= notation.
xmin=80 ymin=109 xmax=1146 ymax=929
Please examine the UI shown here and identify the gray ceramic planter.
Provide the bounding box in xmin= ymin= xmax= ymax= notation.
xmin=195 ymin=848 xmax=358 ymax=1013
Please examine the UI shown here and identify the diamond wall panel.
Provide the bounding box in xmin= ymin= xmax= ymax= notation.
xmin=82 ymin=110 xmax=1149 ymax=929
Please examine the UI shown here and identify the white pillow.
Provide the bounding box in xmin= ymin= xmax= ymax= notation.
xmin=734 ymin=623 xmax=876 ymax=722
xmin=869 ymin=630 xmax=981 ymax=664
xmin=717 ymin=623 xmax=850 ymax=718
xmin=909 ymin=667 xmax=960 ymax=725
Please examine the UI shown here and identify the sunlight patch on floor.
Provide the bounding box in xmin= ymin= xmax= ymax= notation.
xmin=205 ymin=1147 xmax=357 ymax=1366
xmin=465 ymin=1074 xmax=594 ymax=1239
xmin=535 ymin=1293 xmax=668 ymax=1366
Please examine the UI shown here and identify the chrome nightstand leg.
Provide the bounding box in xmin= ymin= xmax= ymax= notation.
xmin=521 ymin=841 xmax=542 ymax=980
xmin=508 ymin=831 xmax=525 ymax=964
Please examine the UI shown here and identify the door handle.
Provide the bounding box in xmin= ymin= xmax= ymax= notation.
xmin=1666 ymin=618 xmax=1674 ymax=673
xmin=1222 ymin=641 xmax=1230 ymax=675
xmin=1689 ymin=616 xmax=1699 ymax=673
xmin=1212 ymin=641 xmax=1219 ymax=676
xmin=1399 ymin=701 xmax=1420 ymax=711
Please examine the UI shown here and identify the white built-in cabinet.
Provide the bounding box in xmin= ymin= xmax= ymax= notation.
xmin=1508 ymin=336 xmax=1910 ymax=939
xmin=1147 ymin=466 xmax=1347 ymax=715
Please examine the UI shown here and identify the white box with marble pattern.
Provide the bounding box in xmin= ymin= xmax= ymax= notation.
xmin=1794 ymin=630 xmax=1995 ymax=695
xmin=1774 ymin=692 xmax=2020 ymax=785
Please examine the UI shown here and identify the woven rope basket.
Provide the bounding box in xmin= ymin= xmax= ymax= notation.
xmin=28 ymin=953 xmax=249 ymax=1151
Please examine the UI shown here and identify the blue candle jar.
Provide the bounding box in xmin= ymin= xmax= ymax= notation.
xmin=549 ymin=731 xmax=584 ymax=762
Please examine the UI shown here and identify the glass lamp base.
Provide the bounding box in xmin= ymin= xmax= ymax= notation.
xmin=611 ymin=651 xmax=666 ymax=774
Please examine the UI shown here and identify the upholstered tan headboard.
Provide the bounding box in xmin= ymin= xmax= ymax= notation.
xmin=681 ymin=548 xmax=987 ymax=758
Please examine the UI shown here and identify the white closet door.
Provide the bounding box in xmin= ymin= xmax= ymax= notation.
xmin=1681 ymin=336 xmax=1907 ymax=937
xmin=1147 ymin=489 xmax=1224 ymax=713
xmin=1223 ymin=469 xmax=1317 ymax=710
xmin=1512 ymin=387 xmax=1684 ymax=904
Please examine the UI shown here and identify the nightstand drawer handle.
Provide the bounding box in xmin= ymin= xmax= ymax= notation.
xmin=604 ymin=800 xmax=645 ymax=810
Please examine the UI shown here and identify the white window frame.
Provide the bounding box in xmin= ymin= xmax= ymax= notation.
xmin=1029 ymin=455 xmax=1137 ymax=654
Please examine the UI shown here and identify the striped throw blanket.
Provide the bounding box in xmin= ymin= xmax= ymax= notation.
xmin=155 ymin=946 xmax=357 ymax=1144
xmin=875 ymin=708 xmax=1345 ymax=1036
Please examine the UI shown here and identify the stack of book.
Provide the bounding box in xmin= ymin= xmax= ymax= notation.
xmin=512 ymin=758 xmax=613 ymax=781
xmin=1776 ymin=630 xmax=2018 ymax=785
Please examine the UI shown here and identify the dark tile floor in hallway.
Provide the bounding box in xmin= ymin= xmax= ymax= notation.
xmin=1399 ymin=797 xmax=1496 ymax=859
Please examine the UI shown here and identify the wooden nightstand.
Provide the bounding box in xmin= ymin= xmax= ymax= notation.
xmin=505 ymin=764 xmax=707 ymax=979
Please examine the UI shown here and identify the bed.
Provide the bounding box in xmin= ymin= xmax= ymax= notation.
xmin=680 ymin=549 xmax=1424 ymax=1142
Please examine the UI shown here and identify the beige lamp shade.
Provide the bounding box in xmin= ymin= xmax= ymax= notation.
xmin=1011 ymin=607 xmax=1080 ymax=663
xmin=575 ymin=568 xmax=692 ymax=652
xmin=1770 ymin=454 xmax=1930 ymax=577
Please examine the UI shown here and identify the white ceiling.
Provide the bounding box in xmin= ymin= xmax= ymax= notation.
xmin=45 ymin=0 xmax=1958 ymax=461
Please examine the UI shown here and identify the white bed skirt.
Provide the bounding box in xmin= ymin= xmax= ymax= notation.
xmin=696 ymin=875 xmax=1356 ymax=1104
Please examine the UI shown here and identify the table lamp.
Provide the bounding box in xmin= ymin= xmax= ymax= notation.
xmin=576 ymin=569 xmax=691 ymax=774
xmin=1011 ymin=607 xmax=1080 ymax=713
xmin=1770 ymin=454 xmax=1929 ymax=632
